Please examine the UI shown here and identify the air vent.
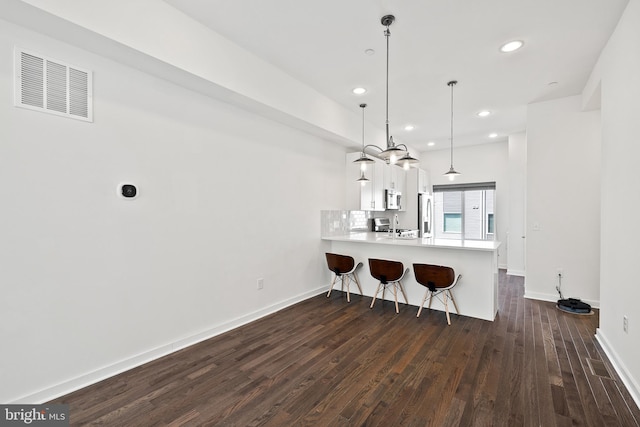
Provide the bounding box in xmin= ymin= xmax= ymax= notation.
xmin=14 ymin=48 xmax=93 ymax=122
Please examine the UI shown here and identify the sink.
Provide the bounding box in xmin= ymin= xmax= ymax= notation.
xmin=380 ymin=235 xmax=418 ymax=240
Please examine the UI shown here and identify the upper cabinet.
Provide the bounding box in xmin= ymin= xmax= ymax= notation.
xmin=406 ymin=168 xmax=431 ymax=196
xmin=384 ymin=163 xmax=407 ymax=211
xmin=418 ymin=169 xmax=431 ymax=194
xmin=346 ymin=153 xmax=409 ymax=211
xmin=384 ymin=163 xmax=406 ymax=193
xmin=345 ymin=152 xmax=385 ymax=211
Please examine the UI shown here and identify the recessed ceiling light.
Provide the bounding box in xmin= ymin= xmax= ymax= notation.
xmin=477 ymin=110 xmax=491 ymax=117
xmin=364 ymin=49 xmax=375 ymax=56
xmin=352 ymin=87 xmax=367 ymax=95
xmin=548 ymin=81 xmax=558 ymax=86
xmin=500 ymin=40 xmax=524 ymax=53
xmin=489 ymin=133 xmax=498 ymax=138
xmin=404 ymin=125 xmax=415 ymax=131
xmin=427 ymin=141 xmax=436 ymax=147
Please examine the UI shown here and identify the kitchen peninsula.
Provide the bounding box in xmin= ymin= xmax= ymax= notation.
xmin=322 ymin=232 xmax=501 ymax=322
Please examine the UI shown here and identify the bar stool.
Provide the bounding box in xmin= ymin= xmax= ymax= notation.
xmin=325 ymin=253 xmax=363 ymax=302
xmin=368 ymin=258 xmax=409 ymax=313
xmin=413 ymin=263 xmax=461 ymax=325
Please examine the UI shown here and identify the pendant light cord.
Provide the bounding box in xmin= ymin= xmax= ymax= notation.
xmin=450 ymin=82 xmax=454 ymax=167
xmin=449 ymin=80 xmax=456 ymax=168
xmin=361 ymin=103 xmax=366 ymax=152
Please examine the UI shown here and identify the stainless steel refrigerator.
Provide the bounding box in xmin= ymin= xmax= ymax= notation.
xmin=418 ymin=193 xmax=434 ymax=237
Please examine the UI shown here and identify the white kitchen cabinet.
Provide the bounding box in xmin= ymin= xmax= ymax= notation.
xmin=345 ymin=152 xmax=385 ymax=211
xmin=383 ymin=163 xmax=407 ymax=211
xmin=384 ymin=164 xmax=406 ymax=192
xmin=418 ymin=168 xmax=431 ymax=194
xmin=362 ymin=160 xmax=385 ymax=211
xmin=397 ymin=167 xmax=407 ymax=211
xmin=346 ymin=153 xmax=413 ymax=211
xmin=406 ymin=168 xmax=430 ymax=195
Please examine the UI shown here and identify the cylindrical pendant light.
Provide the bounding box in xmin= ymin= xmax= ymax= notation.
xmin=353 ymin=103 xmax=375 ymax=174
xmin=444 ymin=80 xmax=461 ymax=180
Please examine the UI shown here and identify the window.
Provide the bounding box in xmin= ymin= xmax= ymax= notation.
xmin=444 ymin=213 xmax=462 ymax=233
xmin=487 ymin=213 xmax=494 ymax=235
xmin=433 ymin=182 xmax=496 ymax=241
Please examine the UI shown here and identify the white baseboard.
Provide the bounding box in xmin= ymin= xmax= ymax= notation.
xmin=524 ymin=290 xmax=599 ymax=309
xmin=523 ymin=290 xmax=560 ymax=303
xmin=595 ymin=329 xmax=640 ymax=409
xmin=506 ymin=269 xmax=525 ymax=277
xmin=10 ymin=286 xmax=327 ymax=404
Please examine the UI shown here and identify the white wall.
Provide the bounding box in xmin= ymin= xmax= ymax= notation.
xmin=1 ymin=0 xmax=383 ymax=151
xmin=507 ymin=133 xmax=526 ymax=276
xmin=0 ymin=20 xmax=344 ymax=403
xmin=593 ymin=0 xmax=640 ymax=405
xmin=525 ymin=96 xmax=601 ymax=305
xmin=419 ymin=141 xmax=509 ymax=268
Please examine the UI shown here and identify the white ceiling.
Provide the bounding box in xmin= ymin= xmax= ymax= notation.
xmin=165 ymin=0 xmax=628 ymax=152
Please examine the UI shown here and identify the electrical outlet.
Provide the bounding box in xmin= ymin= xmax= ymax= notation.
xmin=257 ymin=278 xmax=264 ymax=290
xmin=556 ymin=268 xmax=563 ymax=278
xmin=623 ymin=315 xmax=628 ymax=333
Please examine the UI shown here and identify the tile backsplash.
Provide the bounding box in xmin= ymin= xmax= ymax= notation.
xmin=321 ymin=210 xmax=374 ymax=236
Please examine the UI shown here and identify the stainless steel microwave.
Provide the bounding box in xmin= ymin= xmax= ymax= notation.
xmin=385 ymin=189 xmax=401 ymax=210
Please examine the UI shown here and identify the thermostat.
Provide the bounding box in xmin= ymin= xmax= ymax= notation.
xmin=120 ymin=184 xmax=137 ymax=199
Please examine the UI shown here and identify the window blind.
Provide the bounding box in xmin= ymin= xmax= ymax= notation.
xmin=433 ymin=181 xmax=496 ymax=192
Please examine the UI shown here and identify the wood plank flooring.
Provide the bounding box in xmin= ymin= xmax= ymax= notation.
xmin=52 ymin=271 xmax=640 ymax=426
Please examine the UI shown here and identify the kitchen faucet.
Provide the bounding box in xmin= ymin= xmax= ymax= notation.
xmin=392 ymin=213 xmax=399 ymax=238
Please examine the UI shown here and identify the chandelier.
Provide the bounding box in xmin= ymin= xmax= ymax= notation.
xmin=353 ymin=14 xmax=419 ymax=179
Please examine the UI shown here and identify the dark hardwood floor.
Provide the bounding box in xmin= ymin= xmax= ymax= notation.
xmin=52 ymin=271 xmax=640 ymax=426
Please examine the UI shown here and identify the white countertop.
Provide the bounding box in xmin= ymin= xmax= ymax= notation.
xmin=322 ymin=232 xmax=501 ymax=252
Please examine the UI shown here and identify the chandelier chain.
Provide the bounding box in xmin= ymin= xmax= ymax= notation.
xmin=385 ymin=24 xmax=391 ymax=146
